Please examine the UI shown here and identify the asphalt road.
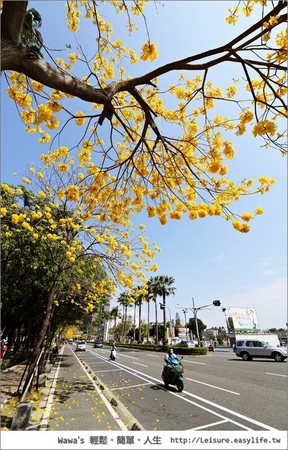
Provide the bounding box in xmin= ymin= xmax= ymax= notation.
xmin=42 ymin=343 xmax=287 ymax=432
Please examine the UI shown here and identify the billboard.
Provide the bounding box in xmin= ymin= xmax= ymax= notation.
xmin=224 ymin=307 xmax=260 ymax=333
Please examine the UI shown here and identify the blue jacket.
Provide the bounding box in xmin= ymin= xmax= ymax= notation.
xmin=164 ymin=353 xmax=180 ymax=364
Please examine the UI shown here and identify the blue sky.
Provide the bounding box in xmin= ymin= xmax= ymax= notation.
xmin=1 ymin=1 xmax=287 ymax=331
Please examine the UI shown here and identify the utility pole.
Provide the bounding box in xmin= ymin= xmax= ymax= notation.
xmin=176 ymin=299 xmax=221 ymax=342
xmin=192 ymin=297 xmax=199 ymax=341
xmin=160 ymin=303 xmax=172 ymax=344
xmin=182 ymin=308 xmax=188 ymax=340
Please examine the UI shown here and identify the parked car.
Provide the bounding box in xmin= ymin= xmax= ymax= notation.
xmin=94 ymin=339 xmax=103 ymax=348
xmin=76 ymin=340 xmax=86 ymax=351
xmin=235 ymin=339 xmax=287 ymax=362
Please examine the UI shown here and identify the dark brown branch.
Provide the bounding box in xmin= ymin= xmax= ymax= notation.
xmin=1 ymin=1 xmax=28 ymax=45
xmin=1 ymin=0 xmax=287 ymax=126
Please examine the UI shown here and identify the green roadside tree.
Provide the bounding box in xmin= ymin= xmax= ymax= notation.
xmin=1 ymin=185 xmax=111 ymax=350
xmin=187 ymin=317 xmax=207 ymax=341
xmin=1 ymin=181 xmax=154 ymax=388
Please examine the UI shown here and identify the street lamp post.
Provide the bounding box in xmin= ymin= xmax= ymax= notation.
xmin=167 ymin=306 xmax=172 ymax=344
xmin=160 ymin=303 xmax=173 ymax=344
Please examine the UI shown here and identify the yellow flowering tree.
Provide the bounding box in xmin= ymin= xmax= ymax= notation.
xmin=1 ymin=180 xmax=159 ymax=388
xmin=1 ymin=0 xmax=286 ymax=236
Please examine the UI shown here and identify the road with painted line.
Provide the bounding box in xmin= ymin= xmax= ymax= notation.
xmin=68 ymin=343 xmax=287 ymax=431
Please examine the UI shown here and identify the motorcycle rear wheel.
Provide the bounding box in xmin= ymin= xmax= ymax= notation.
xmin=177 ymin=381 xmax=184 ymax=392
xmin=162 ymin=377 xmax=169 ymax=388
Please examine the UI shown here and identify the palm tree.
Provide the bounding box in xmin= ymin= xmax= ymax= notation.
xmin=109 ymin=306 xmax=119 ymax=341
xmin=148 ymin=277 xmax=160 ymax=344
xmin=151 ymin=275 xmax=176 ymax=344
xmin=145 ymin=286 xmax=153 ymax=344
xmin=131 ymin=286 xmax=146 ymax=343
xmin=137 ymin=294 xmax=143 ymax=343
xmin=132 ymin=300 xmax=137 ymax=342
xmin=117 ymin=291 xmax=132 ymax=343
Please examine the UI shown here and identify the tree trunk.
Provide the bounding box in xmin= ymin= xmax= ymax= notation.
xmin=147 ymin=300 xmax=150 ymax=343
xmin=154 ymin=298 xmax=158 ymax=344
xmin=138 ymin=302 xmax=142 ymax=343
xmin=163 ymin=293 xmax=167 ymax=345
xmin=22 ymin=281 xmax=57 ymax=393
xmin=21 ymin=256 xmax=67 ymax=393
xmin=133 ymin=303 xmax=136 ymax=342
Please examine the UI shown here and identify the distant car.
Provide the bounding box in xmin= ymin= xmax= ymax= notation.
xmin=176 ymin=340 xmax=196 ymax=348
xmin=94 ymin=339 xmax=103 ymax=348
xmin=76 ymin=340 xmax=86 ymax=351
xmin=235 ymin=339 xmax=287 ymax=362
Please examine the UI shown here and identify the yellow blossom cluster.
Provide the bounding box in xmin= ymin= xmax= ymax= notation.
xmin=1 ymin=179 xmax=160 ymax=293
xmin=252 ymin=120 xmax=276 ymax=137
xmin=4 ymin=0 xmax=286 ymax=249
xmin=140 ymin=42 xmax=159 ymax=61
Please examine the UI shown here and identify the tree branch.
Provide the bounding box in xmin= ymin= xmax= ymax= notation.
xmin=1 ymin=1 xmax=28 ymax=45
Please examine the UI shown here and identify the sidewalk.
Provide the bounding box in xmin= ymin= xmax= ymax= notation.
xmin=1 ymin=346 xmax=141 ymax=431
xmin=37 ymin=345 xmax=128 ymax=431
xmin=1 ymin=363 xmax=27 ymax=410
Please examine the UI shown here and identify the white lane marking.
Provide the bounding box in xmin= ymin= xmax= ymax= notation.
xmin=75 ymin=355 xmax=128 ymax=430
xmin=182 ymin=359 xmax=207 ymax=366
xmin=94 ymin=354 xmax=277 ymax=431
xmin=166 ymin=390 xmax=254 ymax=431
xmin=191 ymin=419 xmax=229 ymax=430
xmin=119 ymin=354 xmax=139 ymax=360
xmin=86 ymin=361 xmax=110 ymax=365
xmin=265 ymin=372 xmax=287 ymax=377
xmin=186 ymin=377 xmax=240 ymax=395
xmin=39 ymin=349 xmax=63 ymax=429
xmin=147 ymin=354 xmax=160 ymax=358
xmin=133 ymin=362 xmax=148 ymax=367
xmin=111 ymin=382 xmax=152 ymax=391
xmin=93 ymin=369 xmax=121 ymax=373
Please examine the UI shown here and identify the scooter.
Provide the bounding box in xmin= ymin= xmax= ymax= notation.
xmin=161 ymin=359 xmax=184 ymax=392
xmin=110 ymin=348 xmax=117 ymax=360
xmin=208 ymin=344 xmax=215 ymax=352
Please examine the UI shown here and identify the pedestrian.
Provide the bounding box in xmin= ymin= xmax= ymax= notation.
xmin=52 ymin=344 xmax=59 ymax=354
xmin=1 ymin=339 xmax=8 ymax=360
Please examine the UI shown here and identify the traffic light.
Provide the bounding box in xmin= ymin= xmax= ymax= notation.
xmin=213 ymin=300 xmax=221 ymax=306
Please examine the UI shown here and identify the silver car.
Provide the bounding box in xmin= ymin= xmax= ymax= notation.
xmin=234 ymin=339 xmax=287 ymax=362
xmin=76 ymin=340 xmax=86 ymax=351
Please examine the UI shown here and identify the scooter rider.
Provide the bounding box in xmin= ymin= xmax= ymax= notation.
xmin=164 ymin=348 xmax=181 ymax=364
xmin=163 ymin=348 xmax=181 ymax=377
xmin=110 ymin=343 xmax=117 ymax=360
